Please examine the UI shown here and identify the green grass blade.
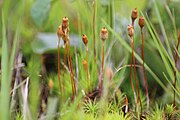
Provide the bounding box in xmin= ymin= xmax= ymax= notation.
xmin=153 ymin=0 xmax=173 ymax=58
xmin=163 ymin=72 xmax=180 ymax=95
xmin=142 ymin=12 xmax=180 ymax=83
xmin=142 ymin=13 xmax=174 ymax=81
xmin=1 ymin=11 xmax=10 ymax=120
xmin=10 ymin=26 xmax=19 ymax=70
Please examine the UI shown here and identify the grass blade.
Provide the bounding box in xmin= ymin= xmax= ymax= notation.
xmin=153 ymin=0 xmax=173 ymax=58
xmin=0 ymin=11 xmax=10 ymax=120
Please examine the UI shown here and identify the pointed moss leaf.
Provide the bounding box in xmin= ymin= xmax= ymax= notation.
xmin=31 ymin=0 xmax=51 ymax=27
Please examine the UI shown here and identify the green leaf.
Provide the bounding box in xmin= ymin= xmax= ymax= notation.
xmin=31 ymin=0 xmax=51 ymax=27
xmin=1 ymin=11 xmax=10 ymax=120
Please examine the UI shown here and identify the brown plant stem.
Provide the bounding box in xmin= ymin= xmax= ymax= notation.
xmin=133 ymin=40 xmax=142 ymax=114
xmin=82 ymin=34 xmax=90 ymax=90
xmin=68 ymin=55 xmax=76 ymax=101
xmin=62 ymin=42 xmax=68 ymax=93
xmin=131 ymin=23 xmax=142 ymax=113
xmin=132 ymin=39 xmax=142 ymax=114
xmin=131 ymin=23 xmax=139 ymax=101
xmin=130 ymin=38 xmax=138 ymax=112
xmin=65 ymin=38 xmax=76 ymax=100
xmin=141 ymin=28 xmax=149 ymax=110
xmin=173 ymin=34 xmax=180 ymax=107
xmin=100 ymin=41 xmax=105 ymax=97
xmin=85 ymin=46 xmax=91 ymax=90
xmin=58 ymin=38 xmax=62 ymax=94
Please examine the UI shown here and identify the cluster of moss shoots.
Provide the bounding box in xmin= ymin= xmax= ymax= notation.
xmin=54 ymin=8 xmax=179 ymax=118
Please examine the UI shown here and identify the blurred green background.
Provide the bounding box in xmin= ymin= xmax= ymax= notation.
xmin=0 ymin=0 xmax=180 ymax=119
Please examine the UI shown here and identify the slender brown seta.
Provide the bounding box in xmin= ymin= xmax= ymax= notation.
xmin=128 ymin=24 xmax=138 ymax=111
xmin=173 ymin=33 xmax=180 ymax=107
xmin=57 ymin=17 xmax=76 ymax=100
xmin=57 ymin=25 xmax=63 ymax=94
xmin=56 ymin=17 xmax=69 ymax=95
xmin=65 ymin=36 xmax=76 ymax=101
xmin=68 ymin=56 xmax=76 ymax=100
xmin=99 ymin=27 xmax=108 ymax=97
xmin=82 ymin=60 xmax=90 ymax=90
xmin=131 ymin=8 xmax=142 ymax=113
xmin=63 ymin=19 xmax=76 ymax=100
xmin=62 ymin=17 xmax=70 ymax=93
xmin=139 ymin=16 xmax=149 ymax=110
xmin=82 ymin=34 xmax=91 ymax=90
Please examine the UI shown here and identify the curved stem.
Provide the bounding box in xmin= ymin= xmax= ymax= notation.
xmin=58 ymin=38 xmax=62 ymax=94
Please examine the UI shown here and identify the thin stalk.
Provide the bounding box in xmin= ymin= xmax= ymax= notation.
xmin=141 ymin=28 xmax=149 ymax=110
xmin=58 ymin=38 xmax=62 ymax=94
xmin=92 ymin=0 xmax=96 ymax=62
xmin=130 ymin=38 xmax=138 ymax=112
xmin=173 ymin=34 xmax=180 ymax=107
xmin=100 ymin=41 xmax=105 ymax=97
xmin=131 ymin=17 xmax=142 ymax=113
xmin=85 ymin=46 xmax=91 ymax=91
xmin=132 ymin=39 xmax=142 ymax=114
xmin=63 ymin=42 xmax=68 ymax=94
xmin=68 ymin=55 xmax=76 ymax=101
xmin=82 ymin=34 xmax=91 ymax=91
xmin=65 ymin=37 xmax=76 ymax=100
xmin=132 ymin=40 xmax=139 ymax=100
xmin=75 ymin=47 xmax=79 ymax=95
